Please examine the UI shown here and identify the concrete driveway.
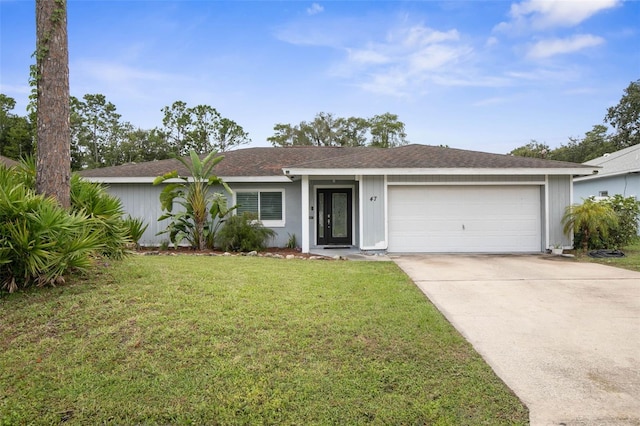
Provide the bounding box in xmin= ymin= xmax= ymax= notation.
xmin=392 ymin=255 xmax=640 ymax=426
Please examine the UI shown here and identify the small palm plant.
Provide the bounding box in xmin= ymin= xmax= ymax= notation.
xmin=0 ymin=165 xmax=103 ymax=292
xmin=153 ymin=150 xmax=232 ymax=251
xmin=562 ymin=198 xmax=619 ymax=251
xmin=123 ymin=216 xmax=149 ymax=249
xmin=70 ymin=174 xmax=130 ymax=259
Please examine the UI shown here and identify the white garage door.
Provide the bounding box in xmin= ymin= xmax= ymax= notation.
xmin=388 ymin=186 xmax=541 ymax=253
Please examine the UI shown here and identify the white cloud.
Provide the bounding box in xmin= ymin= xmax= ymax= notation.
xmin=0 ymin=83 xmax=31 ymax=95
xmin=277 ymin=17 xmax=516 ymax=96
xmin=307 ymin=3 xmax=324 ymax=16
xmin=71 ymin=60 xmax=184 ymax=102
xmin=273 ymin=18 xmax=358 ymax=47
xmin=339 ymin=25 xmax=473 ymax=95
xmin=505 ymin=66 xmax=581 ymax=82
xmin=473 ymin=96 xmax=512 ymax=107
xmin=76 ymin=60 xmax=173 ymax=84
xmin=485 ymin=36 xmax=499 ymax=47
xmin=391 ymin=26 xmax=460 ymax=47
xmin=495 ymin=0 xmax=620 ymax=33
xmin=409 ymin=44 xmax=471 ymax=73
xmin=347 ymin=48 xmax=390 ymax=65
xmin=527 ymin=34 xmax=604 ymax=58
xmin=359 ymin=70 xmax=409 ymax=96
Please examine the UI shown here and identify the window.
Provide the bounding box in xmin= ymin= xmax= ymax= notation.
xmin=598 ymin=191 xmax=609 ymax=197
xmin=236 ymin=190 xmax=284 ymax=227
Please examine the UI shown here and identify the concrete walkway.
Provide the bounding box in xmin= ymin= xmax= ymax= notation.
xmin=392 ymin=254 xmax=640 ymax=426
xmin=309 ymin=247 xmax=391 ymax=261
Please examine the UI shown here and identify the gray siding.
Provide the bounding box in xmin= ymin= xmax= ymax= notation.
xmin=229 ymin=181 xmax=302 ymax=248
xmin=547 ymin=175 xmax=572 ymax=248
xmin=105 ymin=183 xmax=170 ymax=247
xmin=105 ymin=181 xmax=302 ymax=248
xmin=574 ymin=175 xmax=640 ymax=201
xmin=360 ymin=176 xmax=386 ymax=249
xmin=574 ymin=174 xmax=640 ymax=235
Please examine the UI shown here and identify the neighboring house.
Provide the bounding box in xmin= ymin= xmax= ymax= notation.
xmin=0 ymin=155 xmax=18 ymax=168
xmin=79 ymin=144 xmax=597 ymax=253
xmin=574 ymin=144 xmax=640 ymax=234
xmin=574 ymin=144 xmax=640 ymax=201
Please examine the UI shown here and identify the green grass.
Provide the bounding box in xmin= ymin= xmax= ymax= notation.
xmin=1 ymin=256 xmax=528 ymax=425
xmin=579 ymin=239 xmax=640 ymax=272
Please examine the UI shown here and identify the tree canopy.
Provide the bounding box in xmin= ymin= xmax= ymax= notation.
xmin=605 ymin=79 xmax=640 ymax=149
xmin=510 ymin=80 xmax=640 ymax=163
xmin=0 ymin=94 xmax=33 ymax=159
xmin=267 ymin=112 xmax=408 ymax=148
xmin=161 ymin=101 xmax=250 ymax=155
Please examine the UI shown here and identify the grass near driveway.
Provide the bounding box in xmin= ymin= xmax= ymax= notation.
xmin=1 ymin=256 xmax=528 ymax=425
xmin=579 ymin=240 xmax=640 ymax=272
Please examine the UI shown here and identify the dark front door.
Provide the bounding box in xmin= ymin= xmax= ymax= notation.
xmin=317 ymin=188 xmax=352 ymax=245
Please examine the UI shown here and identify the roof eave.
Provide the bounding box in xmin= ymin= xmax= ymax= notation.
xmin=283 ymin=167 xmax=599 ymax=176
xmin=574 ymin=169 xmax=640 ymax=182
xmin=81 ymin=176 xmax=292 ymax=184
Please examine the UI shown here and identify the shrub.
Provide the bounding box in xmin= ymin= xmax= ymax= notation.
xmin=286 ymin=233 xmax=298 ymax=249
xmin=0 ymin=162 xmax=132 ymax=293
xmin=603 ymin=195 xmax=640 ymax=248
xmin=123 ymin=216 xmax=149 ymax=248
xmin=570 ymin=196 xmax=640 ymax=250
xmin=0 ymin=166 xmax=103 ymax=292
xmin=562 ymin=198 xmax=618 ymax=251
xmin=216 ymin=213 xmax=276 ymax=252
xmin=154 ymin=150 xmax=233 ymax=250
xmin=70 ymin=174 xmax=130 ymax=259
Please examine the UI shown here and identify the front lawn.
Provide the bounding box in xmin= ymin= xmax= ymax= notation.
xmin=579 ymin=239 xmax=640 ymax=272
xmin=1 ymin=256 xmax=528 ymax=425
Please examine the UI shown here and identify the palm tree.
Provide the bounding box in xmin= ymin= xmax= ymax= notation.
xmin=154 ymin=150 xmax=232 ymax=250
xmin=562 ymin=198 xmax=619 ymax=251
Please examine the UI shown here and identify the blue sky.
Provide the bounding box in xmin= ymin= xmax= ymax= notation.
xmin=1 ymin=0 xmax=638 ymax=154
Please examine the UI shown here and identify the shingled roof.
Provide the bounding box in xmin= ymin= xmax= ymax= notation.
xmin=78 ymin=146 xmax=365 ymax=179
xmin=579 ymin=144 xmax=640 ymax=179
xmin=78 ymin=144 xmax=596 ymax=181
xmin=283 ymin=144 xmax=594 ymax=170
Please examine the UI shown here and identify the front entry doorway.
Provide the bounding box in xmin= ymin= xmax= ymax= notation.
xmin=317 ymin=188 xmax=352 ymax=246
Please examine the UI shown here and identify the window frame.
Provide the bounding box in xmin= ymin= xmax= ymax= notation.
xmin=234 ymin=189 xmax=285 ymax=228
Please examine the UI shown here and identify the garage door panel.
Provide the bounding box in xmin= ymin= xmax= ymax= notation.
xmin=388 ymin=186 xmax=541 ymax=253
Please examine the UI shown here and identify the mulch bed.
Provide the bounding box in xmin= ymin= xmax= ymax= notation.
xmin=135 ymin=246 xmax=336 ymax=260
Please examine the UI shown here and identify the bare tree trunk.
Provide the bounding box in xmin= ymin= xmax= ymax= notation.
xmin=36 ymin=0 xmax=71 ymax=207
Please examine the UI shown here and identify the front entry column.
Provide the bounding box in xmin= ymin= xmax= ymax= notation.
xmin=301 ymin=175 xmax=310 ymax=253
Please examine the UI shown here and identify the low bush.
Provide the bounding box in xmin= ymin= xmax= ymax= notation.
xmin=70 ymin=174 xmax=130 ymax=259
xmin=603 ymin=195 xmax=640 ymax=248
xmin=0 ymin=166 xmax=102 ymax=292
xmin=216 ymin=212 xmax=276 ymax=252
xmin=123 ymin=216 xmax=149 ymax=248
xmin=570 ymin=195 xmax=640 ymax=250
xmin=0 ymin=163 xmax=131 ymax=292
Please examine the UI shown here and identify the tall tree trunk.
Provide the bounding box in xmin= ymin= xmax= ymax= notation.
xmin=36 ymin=0 xmax=71 ymax=207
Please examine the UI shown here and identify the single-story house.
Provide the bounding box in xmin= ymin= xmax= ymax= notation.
xmin=0 ymin=155 xmax=18 ymax=168
xmin=574 ymin=144 xmax=640 ymax=200
xmin=573 ymin=144 xmax=640 ymax=234
xmin=79 ymin=144 xmax=597 ymax=253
